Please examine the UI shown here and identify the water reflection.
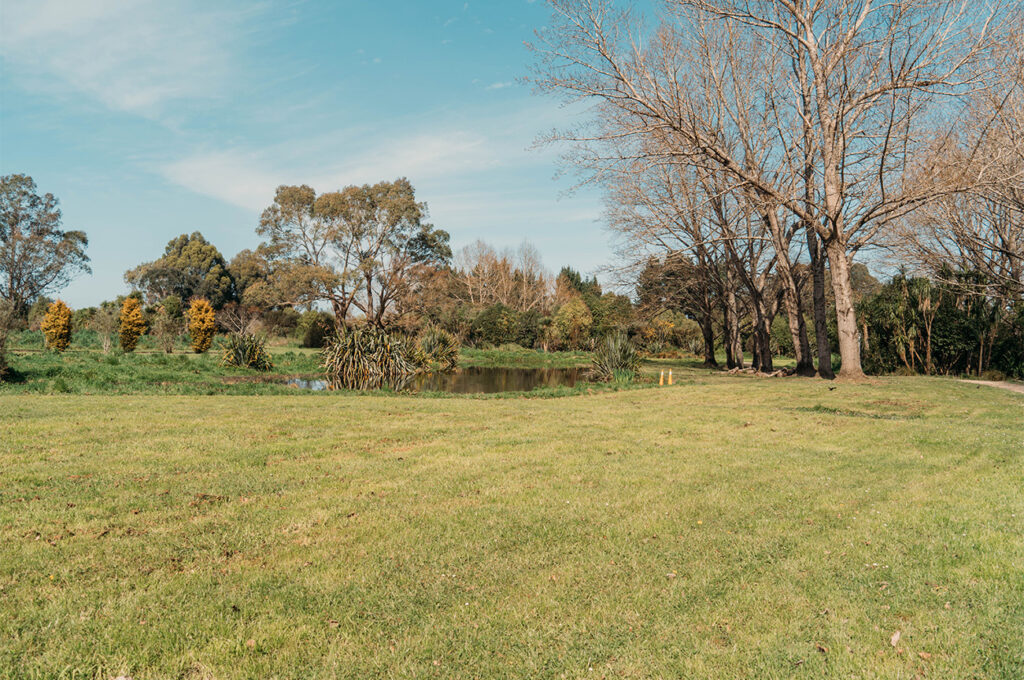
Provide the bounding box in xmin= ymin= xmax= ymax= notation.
xmin=287 ymin=366 xmax=585 ymax=394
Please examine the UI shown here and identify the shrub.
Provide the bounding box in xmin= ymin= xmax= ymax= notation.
xmin=552 ymin=297 xmax=593 ymax=350
xmin=119 ymin=297 xmax=147 ymax=352
xmin=222 ymin=332 xmax=273 ymax=371
xmin=88 ymin=305 xmax=119 ymax=354
xmin=28 ymin=297 xmax=53 ymax=330
xmin=152 ymin=304 xmax=182 ymax=354
xmin=591 ymin=330 xmax=641 ymax=382
xmin=41 ymin=300 xmax=73 ymax=352
xmin=297 ymin=311 xmax=334 ymax=348
xmin=322 ymin=328 xmax=421 ymax=389
xmin=417 ymin=326 xmax=460 ymax=370
xmin=187 ymin=298 xmax=216 ymax=353
xmin=71 ymin=307 xmax=96 ymax=332
xmin=471 ymin=304 xmax=519 ymax=347
xmin=263 ymin=308 xmax=301 ymax=337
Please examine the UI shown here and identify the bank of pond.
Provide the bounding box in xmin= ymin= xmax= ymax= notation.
xmin=0 ymin=346 xmax=668 ymax=397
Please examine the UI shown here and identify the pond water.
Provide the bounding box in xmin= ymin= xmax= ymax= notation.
xmin=287 ymin=366 xmax=586 ymax=394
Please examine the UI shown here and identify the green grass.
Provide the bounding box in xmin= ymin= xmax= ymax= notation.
xmin=1 ymin=348 xmax=324 ymax=396
xmin=1 ymin=373 xmax=1021 ymax=678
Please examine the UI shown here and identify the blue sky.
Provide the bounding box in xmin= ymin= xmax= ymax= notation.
xmin=0 ymin=0 xmax=608 ymax=308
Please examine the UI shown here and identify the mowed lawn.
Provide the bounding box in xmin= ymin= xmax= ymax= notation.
xmin=1 ymin=375 xmax=1022 ymax=678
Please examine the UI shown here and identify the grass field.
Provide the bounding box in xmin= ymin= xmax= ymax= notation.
xmin=1 ymin=367 xmax=1022 ymax=678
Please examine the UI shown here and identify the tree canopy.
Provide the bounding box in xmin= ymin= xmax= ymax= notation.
xmin=125 ymin=232 xmax=235 ymax=308
xmin=256 ymin=178 xmax=451 ymax=329
xmin=0 ymin=174 xmax=90 ymax=317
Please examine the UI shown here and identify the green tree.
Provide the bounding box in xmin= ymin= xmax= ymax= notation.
xmin=125 ymin=232 xmax=235 ymax=308
xmin=471 ymin=304 xmax=520 ymax=346
xmin=257 ymin=179 xmax=450 ymax=330
xmin=552 ymin=296 xmax=593 ymax=350
xmin=1 ymin=174 xmax=90 ymax=319
xmin=228 ymin=248 xmax=271 ymax=305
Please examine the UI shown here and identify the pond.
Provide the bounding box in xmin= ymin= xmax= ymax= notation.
xmin=287 ymin=366 xmax=587 ymax=394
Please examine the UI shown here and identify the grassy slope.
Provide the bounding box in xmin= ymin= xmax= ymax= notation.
xmin=1 ymin=376 xmax=1022 ymax=679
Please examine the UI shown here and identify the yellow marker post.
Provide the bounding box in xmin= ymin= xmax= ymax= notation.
xmin=668 ymin=369 xmax=673 ymax=386
xmin=659 ymin=370 xmax=664 ymax=386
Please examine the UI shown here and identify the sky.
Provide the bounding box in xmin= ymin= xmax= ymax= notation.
xmin=0 ymin=0 xmax=610 ymax=308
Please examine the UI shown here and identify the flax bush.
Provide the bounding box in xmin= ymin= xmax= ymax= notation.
xmin=417 ymin=326 xmax=460 ymax=371
xmin=222 ymin=332 xmax=273 ymax=371
xmin=591 ymin=330 xmax=640 ymax=382
xmin=322 ymin=328 xmax=421 ymax=390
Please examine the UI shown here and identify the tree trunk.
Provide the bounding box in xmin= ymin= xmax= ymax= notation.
xmin=749 ymin=294 xmax=774 ymax=374
xmin=781 ymin=283 xmax=813 ymax=375
xmin=824 ymin=239 xmax=865 ymax=379
xmin=723 ymin=269 xmax=743 ymax=369
xmin=762 ymin=209 xmax=814 ymax=376
xmin=697 ymin=262 xmax=719 ymax=368
xmin=699 ymin=312 xmax=717 ymax=367
xmin=924 ymin=324 xmax=933 ymax=374
xmin=329 ymin=298 xmax=349 ymax=333
xmin=806 ymin=230 xmax=834 ymax=379
xmin=722 ymin=303 xmax=736 ymax=368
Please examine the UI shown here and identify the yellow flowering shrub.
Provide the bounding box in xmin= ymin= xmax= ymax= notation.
xmin=187 ymin=298 xmax=216 ymax=354
xmin=41 ymin=300 xmax=73 ymax=352
xmin=119 ymin=297 xmax=147 ymax=352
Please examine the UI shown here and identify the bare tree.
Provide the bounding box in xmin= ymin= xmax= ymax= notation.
xmin=531 ymin=0 xmax=1016 ymax=377
xmin=606 ymin=160 xmax=726 ymax=366
xmin=897 ymin=51 xmax=1024 ymax=303
xmin=453 ymin=241 xmax=552 ymax=313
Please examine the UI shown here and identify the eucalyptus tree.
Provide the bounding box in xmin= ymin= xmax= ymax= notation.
xmin=257 ymin=178 xmax=450 ymax=330
xmin=0 ymin=174 xmax=89 ymax=376
xmin=125 ymin=232 xmax=235 ymax=308
xmin=0 ymin=174 xmax=90 ymax=317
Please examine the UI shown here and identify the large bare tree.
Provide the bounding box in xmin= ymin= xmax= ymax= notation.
xmin=531 ymin=0 xmax=1015 ymax=377
xmin=897 ymin=50 xmax=1024 ymax=303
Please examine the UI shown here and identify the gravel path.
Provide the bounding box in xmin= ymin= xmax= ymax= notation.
xmin=962 ymin=380 xmax=1024 ymax=395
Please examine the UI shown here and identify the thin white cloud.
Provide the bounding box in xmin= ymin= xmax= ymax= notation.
xmin=159 ymin=129 xmax=500 ymax=212
xmin=486 ymin=81 xmax=514 ymax=90
xmin=0 ymin=0 xmax=256 ymax=118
